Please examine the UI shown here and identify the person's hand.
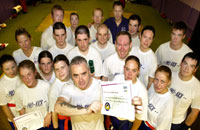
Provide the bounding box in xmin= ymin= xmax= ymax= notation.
xmin=86 ymin=101 xmax=102 ymax=114
xmin=44 ymin=113 xmax=51 ymax=127
xmin=132 ymin=96 xmax=143 ymax=114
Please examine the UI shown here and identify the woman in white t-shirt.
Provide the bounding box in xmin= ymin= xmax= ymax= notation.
xmin=139 ymin=65 xmax=174 ymax=130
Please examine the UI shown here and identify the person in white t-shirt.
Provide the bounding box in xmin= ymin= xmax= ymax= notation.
xmin=0 ymin=55 xmax=22 ymax=130
xmin=155 ymin=21 xmax=192 ymax=72
xmin=128 ymin=14 xmax=141 ymax=47
xmin=102 ymin=31 xmax=132 ymax=81
xmin=68 ymin=13 xmax=79 ymax=46
xmin=13 ymin=27 xmax=42 ymax=65
xmin=15 ymin=60 xmax=51 ymax=129
xmin=110 ymin=55 xmax=148 ymax=130
xmin=38 ymin=51 xmax=56 ymax=84
xmin=67 ymin=25 xmax=102 ymax=78
xmin=90 ymin=24 xmax=115 ymax=62
xmin=55 ymin=56 xmax=104 ymax=130
xmin=130 ymin=25 xmax=157 ymax=89
xmin=40 ymin=4 xmax=73 ymax=50
xmin=49 ymin=54 xmax=72 ymax=130
xmin=139 ymin=65 xmax=174 ymax=130
xmin=49 ymin=22 xmax=74 ymax=58
xmin=170 ymin=52 xmax=200 ymax=130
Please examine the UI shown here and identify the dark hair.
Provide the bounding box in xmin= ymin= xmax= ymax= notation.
xmin=141 ymin=25 xmax=155 ymax=38
xmin=53 ymin=54 xmax=70 ymax=66
xmin=70 ymin=56 xmax=87 ymax=67
xmin=51 ymin=4 xmax=64 ymax=16
xmin=15 ymin=27 xmax=31 ymax=41
xmin=173 ymin=21 xmax=187 ymax=34
xmin=53 ymin=22 xmax=66 ymax=34
xmin=93 ymin=8 xmax=103 ymax=16
xmin=75 ymin=25 xmax=90 ymax=38
xmin=70 ymin=12 xmax=79 ymax=20
xmin=38 ymin=51 xmax=53 ymax=63
xmin=0 ymin=54 xmax=16 ymax=68
xmin=125 ymin=55 xmax=140 ymax=69
xmin=116 ymin=31 xmax=132 ymax=43
xmin=113 ymin=1 xmax=124 ymax=9
xmin=182 ymin=52 xmax=199 ymax=67
xmin=18 ymin=60 xmax=36 ymax=73
xmin=128 ymin=14 xmax=141 ymax=26
xmin=155 ymin=65 xmax=172 ymax=81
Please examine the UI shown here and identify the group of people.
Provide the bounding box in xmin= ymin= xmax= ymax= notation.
xmin=0 ymin=1 xmax=200 ymax=130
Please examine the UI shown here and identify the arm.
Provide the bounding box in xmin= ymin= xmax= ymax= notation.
xmin=1 ymin=105 xmax=15 ymax=123
xmin=147 ymin=77 xmax=154 ymax=90
xmin=44 ymin=112 xmax=51 ymax=127
xmin=184 ymin=108 xmax=199 ymax=126
xmin=52 ymin=112 xmax=59 ymax=129
xmin=131 ymin=118 xmax=142 ymax=130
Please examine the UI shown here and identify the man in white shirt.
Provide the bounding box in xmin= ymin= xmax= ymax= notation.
xmin=128 ymin=14 xmax=141 ymax=47
xmin=49 ymin=22 xmax=74 ymax=58
xmin=155 ymin=21 xmax=192 ymax=72
xmin=41 ymin=4 xmax=72 ymax=50
xmin=68 ymin=13 xmax=79 ymax=46
xmin=170 ymin=52 xmax=200 ymax=130
xmin=90 ymin=24 xmax=115 ymax=62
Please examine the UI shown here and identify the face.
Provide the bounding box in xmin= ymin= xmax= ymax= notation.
xmin=113 ymin=5 xmax=123 ymax=21
xmin=97 ymin=27 xmax=109 ymax=45
xmin=2 ymin=61 xmax=17 ymax=78
xmin=70 ymin=15 xmax=79 ymax=29
xmin=129 ymin=20 xmax=140 ymax=36
xmin=54 ymin=61 xmax=69 ymax=81
xmin=52 ymin=9 xmax=64 ymax=23
xmin=171 ymin=29 xmax=185 ymax=46
xmin=16 ymin=34 xmax=32 ymax=51
xmin=76 ymin=34 xmax=90 ymax=52
xmin=19 ymin=67 xmax=37 ymax=88
xmin=93 ymin=10 xmax=103 ymax=24
xmin=140 ymin=30 xmax=154 ymax=51
xmin=180 ymin=57 xmax=197 ymax=78
xmin=154 ymin=71 xmax=170 ymax=94
xmin=39 ymin=57 xmax=53 ymax=74
xmin=53 ymin=29 xmax=67 ymax=47
xmin=124 ymin=60 xmax=139 ymax=82
xmin=70 ymin=63 xmax=91 ymax=90
xmin=115 ymin=35 xmax=132 ymax=59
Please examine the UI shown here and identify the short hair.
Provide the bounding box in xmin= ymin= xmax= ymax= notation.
xmin=70 ymin=12 xmax=79 ymax=20
xmin=128 ymin=14 xmax=141 ymax=26
xmin=141 ymin=25 xmax=156 ymax=38
xmin=53 ymin=22 xmax=66 ymax=34
xmin=173 ymin=21 xmax=187 ymax=34
xmin=125 ymin=55 xmax=140 ymax=69
xmin=155 ymin=65 xmax=172 ymax=81
xmin=116 ymin=31 xmax=132 ymax=44
xmin=70 ymin=56 xmax=87 ymax=68
xmin=15 ymin=27 xmax=31 ymax=41
xmin=181 ymin=52 xmax=199 ymax=68
xmin=18 ymin=60 xmax=36 ymax=73
xmin=97 ymin=24 xmax=109 ymax=33
xmin=53 ymin=54 xmax=70 ymax=66
xmin=113 ymin=1 xmax=124 ymax=9
xmin=93 ymin=8 xmax=103 ymax=16
xmin=0 ymin=54 xmax=16 ymax=68
xmin=38 ymin=51 xmax=53 ymax=63
xmin=75 ymin=25 xmax=90 ymax=38
xmin=51 ymin=4 xmax=64 ymax=16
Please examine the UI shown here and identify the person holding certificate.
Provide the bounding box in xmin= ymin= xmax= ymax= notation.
xmin=138 ymin=65 xmax=174 ymax=130
xmin=15 ymin=60 xmax=51 ymax=130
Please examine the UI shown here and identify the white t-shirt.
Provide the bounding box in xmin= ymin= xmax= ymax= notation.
xmin=0 ymin=74 xmax=22 ymax=118
xmin=67 ymin=46 xmax=103 ymax=77
xmin=130 ymin=46 xmax=157 ymax=87
xmin=102 ymin=53 xmax=125 ymax=81
xmin=113 ymin=74 xmax=148 ymax=121
xmin=147 ymin=86 xmax=174 ymax=130
xmin=131 ymin=35 xmax=140 ymax=48
xmin=40 ymin=25 xmax=73 ymax=50
xmin=90 ymin=41 xmax=115 ymax=62
xmin=13 ymin=46 xmax=42 ymax=65
xmin=15 ymin=80 xmax=50 ymax=118
xmin=48 ymin=78 xmax=72 ymax=112
xmin=170 ymin=72 xmax=200 ymax=124
xmin=48 ymin=44 xmax=74 ymax=58
xmin=59 ymin=78 xmax=104 ymax=130
xmin=38 ymin=70 xmax=56 ymax=85
xmin=155 ymin=41 xmax=192 ymax=72
xmin=68 ymin=27 xmax=76 ymax=46
xmin=89 ymin=25 xmax=113 ymax=43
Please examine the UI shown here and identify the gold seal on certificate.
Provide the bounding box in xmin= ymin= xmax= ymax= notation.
xmin=101 ymin=81 xmax=135 ymax=121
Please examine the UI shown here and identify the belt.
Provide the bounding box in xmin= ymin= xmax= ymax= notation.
xmin=145 ymin=121 xmax=155 ymax=130
xmin=58 ymin=114 xmax=71 ymax=130
xmin=7 ymin=103 xmax=16 ymax=107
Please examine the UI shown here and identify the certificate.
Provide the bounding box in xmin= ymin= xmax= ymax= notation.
xmin=101 ymin=81 xmax=135 ymax=121
xmin=14 ymin=111 xmax=44 ymax=130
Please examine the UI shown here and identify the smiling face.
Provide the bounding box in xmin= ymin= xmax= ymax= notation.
xmin=124 ymin=60 xmax=140 ymax=82
xmin=97 ymin=26 xmax=109 ymax=45
xmin=2 ymin=61 xmax=17 ymax=78
xmin=54 ymin=61 xmax=70 ymax=82
xmin=16 ymin=34 xmax=32 ymax=52
xmin=140 ymin=30 xmax=154 ymax=51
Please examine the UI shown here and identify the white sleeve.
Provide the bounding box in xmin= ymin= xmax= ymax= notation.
xmin=0 ymin=86 xmax=7 ymax=105
xmin=15 ymin=88 xmax=24 ymax=111
xmin=149 ymin=56 xmax=157 ymax=78
xmin=40 ymin=32 xmax=48 ymax=50
xmin=155 ymin=47 xmax=161 ymax=66
xmin=48 ymin=85 xmax=57 ymax=112
xmin=108 ymin=29 xmax=113 ymax=44
xmin=191 ymin=82 xmax=200 ymax=109
xmin=94 ymin=53 xmax=103 ymax=77
xmin=102 ymin=59 xmax=109 ymax=77
xmin=59 ymin=85 xmax=71 ymax=102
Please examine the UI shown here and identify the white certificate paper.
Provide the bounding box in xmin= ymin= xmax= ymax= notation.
xmin=14 ymin=111 xmax=44 ymax=130
xmin=101 ymin=81 xmax=135 ymax=120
